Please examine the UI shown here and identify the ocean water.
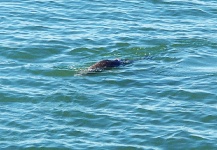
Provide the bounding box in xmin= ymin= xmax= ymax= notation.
xmin=0 ymin=0 xmax=217 ymax=149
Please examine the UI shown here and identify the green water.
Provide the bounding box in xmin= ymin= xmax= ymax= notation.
xmin=0 ymin=0 xmax=217 ymax=149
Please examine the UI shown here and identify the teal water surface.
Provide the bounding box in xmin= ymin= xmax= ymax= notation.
xmin=0 ymin=0 xmax=217 ymax=149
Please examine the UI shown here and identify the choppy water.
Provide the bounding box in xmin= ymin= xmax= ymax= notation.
xmin=1 ymin=0 xmax=217 ymax=149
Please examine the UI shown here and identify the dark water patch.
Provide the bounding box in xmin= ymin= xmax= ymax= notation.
xmin=172 ymin=38 xmax=215 ymax=49
xmin=23 ymin=63 xmax=78 ymax=78
xmin=37 ymin=68 xmax=75 ymax=77
xmin=69 ymin=47 xmax=109 ymax=58
xmin=159 ymin=89 xmax=216 ymax=102
xmin=0 ymin=77 xmax=53 ymax=103
xmin=3 ymin=49 xmax=58 ymax=63
xmin=201 ymin=114 xmax=217 ymax=124
xmin=164 ymin=7 xmax=212 ymax=18
xmin=115 ymin=42 xmax=131 ymax=48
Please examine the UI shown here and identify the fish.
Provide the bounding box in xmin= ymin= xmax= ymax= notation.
xmin=87 ymin=59 xmax=133 ymax=72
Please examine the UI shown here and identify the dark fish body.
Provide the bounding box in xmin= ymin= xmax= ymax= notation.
xmin=88 ymin=59 xmax=132 ymax=72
